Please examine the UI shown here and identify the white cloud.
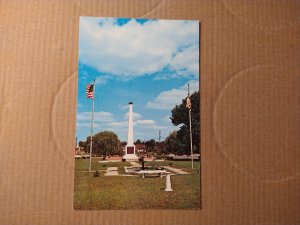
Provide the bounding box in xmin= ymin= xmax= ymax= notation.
xmin=146 ymin=89 xmax=184 ymax=110
xmin=107 ymin=121 xmax=128 ymax=128
xmin=146 ymin=80 xmax=199 ymax=110
xmin=124 ymin=112 xmax=142 ymax=120
xmin=77 ymin=122 xmax=100 ymax=128
xmin=76 ymin=122 xmax=90 ymax=128
xmin=161 ymin=115 xmax=172 ymax=124
xmin=79 ymin=17 xmax=199 ymax=78
xmin=180 ymin=80 xmax=199 ymax=93
xmin=169 ymin=45 xmax=199 ymax=79
xmin=118 ymin=104 xmax=128 ymax=110
xmin=77 ymin=111 xmax=115 ymax=123
xmin=135 ymin=119 xmax=156 ymax=126
xmin=105 ymin=119 xmax=156 ymax=130
xmin=99 ymin=119 xmax=157 ymax=141
xmin=78 ymin=116 xmax=179 ymax=142
xmin=95 ymin=75 xmax=110 ymax=85
xmin=153 ymin=73 xmax=177 ymax=80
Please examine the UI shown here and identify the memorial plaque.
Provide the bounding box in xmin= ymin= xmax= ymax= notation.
xmin=127 ymin=146 xmax=134 ymax=154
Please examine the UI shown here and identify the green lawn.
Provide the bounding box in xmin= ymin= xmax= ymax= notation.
xmin=75 ymin=158 xmax=131 ymax=171
xmin=74 ymin=159 xmax=201 ymax=209
xmin=145 ymin=160 xmax=200 ymax=170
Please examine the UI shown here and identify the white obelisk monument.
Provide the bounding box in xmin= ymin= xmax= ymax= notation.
xmin=123 ymin=102 xmax=138 ymax=161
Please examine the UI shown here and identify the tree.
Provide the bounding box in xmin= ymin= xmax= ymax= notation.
xmin=156 ymin=141 xmax=165 ymax=154
xmin=135 ymin=139 xmax=142 ymax=144
xmin=145 ymin=139 xmax=156 ymax=151
xmin=170 ymin=91 xmax=200 ymax=154
xmin=164 ymin=131 xmax=183 ymax=155
xmin=85 ymin=131 xmax=122 ymax=156
xmin=78 ymin=141 xmax=86 ymax=149
xmin=121 ymin=141 xmax=127 ymax=147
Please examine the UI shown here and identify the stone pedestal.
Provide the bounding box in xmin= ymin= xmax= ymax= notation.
xmin=165 ymin=174 xmax=173 ymax=191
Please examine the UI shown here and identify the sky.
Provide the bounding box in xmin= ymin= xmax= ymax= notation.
xmin=76 ymin=17 xmax=199 ymax=143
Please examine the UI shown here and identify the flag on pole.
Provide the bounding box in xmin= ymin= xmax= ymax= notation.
xmin=186 ymin=95 xmax=191 ymax=109
xmin=86 ymin=84 xmax=94 ymax=99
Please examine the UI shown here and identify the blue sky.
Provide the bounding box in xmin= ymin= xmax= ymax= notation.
xmin=76 ymin=17 xmax=199 ymax=142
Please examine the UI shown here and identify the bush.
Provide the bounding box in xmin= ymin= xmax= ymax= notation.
xmin=93 ymin=170 xmax=100 ymax=177
xmin=169 ymin=162 xmax=173 ymax=166
xmin=103 ymin=164 xmax=107 ymax=167
xmin=122 ymin=158 xmax=126 ymax=162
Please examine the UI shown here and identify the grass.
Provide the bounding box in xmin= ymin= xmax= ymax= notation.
xmin=144 ymin=160 xmax=199 ymax=168
xmin=118 ymin=167 xmax=126 ymax=174
xmin=74 ymin=159 xmax=201 ymax=209
xmin=75 ymin=158 xmax=131 ymax=171
xmin=144 ymin=160 xmax=200 ymax=173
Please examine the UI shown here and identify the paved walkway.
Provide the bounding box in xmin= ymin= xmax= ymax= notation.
xmin=129 ymin=161 xmax=140 ymax=167
xmin=104 ymin=167 xmax=119 ymax=176
xmin=163 ymin=166 xmax=190 ymax=175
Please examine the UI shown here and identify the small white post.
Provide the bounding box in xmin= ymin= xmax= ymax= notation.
xmin=164 ymin=174 xmax=173 ymax=192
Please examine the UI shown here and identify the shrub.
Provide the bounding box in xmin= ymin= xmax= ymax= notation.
xmin=122 ymin=158 xmax=126 ymax=162
xmin=169 ymin=162 xmax=173 ymax=166
xmin=94 ymin=170 xmax=100 ymax=177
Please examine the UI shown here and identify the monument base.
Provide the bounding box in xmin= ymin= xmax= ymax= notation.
xmin=123 ymin=145 xmax=138 ymax=161
xmin=122 ymin=154 xmax=139 ymax=161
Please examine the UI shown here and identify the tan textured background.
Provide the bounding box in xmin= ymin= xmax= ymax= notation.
xmin=0 ymin=1 xmax=299 ymax=224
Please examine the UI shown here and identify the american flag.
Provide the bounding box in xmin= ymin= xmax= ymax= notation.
xmin=86 ymin=84 xmax=94 ymax=99
xmin=186 ymin=95 xmax=191 ymax=109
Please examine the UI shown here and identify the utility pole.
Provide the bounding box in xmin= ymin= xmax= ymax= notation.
xmin=159 ymin=130 xmax=161 ymax=142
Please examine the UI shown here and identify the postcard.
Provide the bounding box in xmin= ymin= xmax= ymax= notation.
xmin=74 ymin=17 xmax=200 ymax=209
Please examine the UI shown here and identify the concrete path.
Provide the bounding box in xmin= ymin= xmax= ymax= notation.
xmin=129 ymin=161 xmax=140 ymax=167
xmin=163 ymin=166 xmax=190 ymax=175
xmin=104 ymin=167 xmax=119 ymax=176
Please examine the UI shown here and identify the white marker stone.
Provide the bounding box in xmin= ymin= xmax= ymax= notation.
xmin=165 ymin=174 xmax=173 ymax=192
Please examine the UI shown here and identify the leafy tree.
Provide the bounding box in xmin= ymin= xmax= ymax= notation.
xmin=85 ymin=131 xmax=122 ymax=156
xmin=135 ymin=139 xmax=142 ymax=144
xmin=170 ymin=91 xmax=200 ymax=154
xmin=164 ymin=131 xmax=183 ymax=155
xmin=145 ymin=139 xmax=156 ymax=151
xmin=78 ymin=141 xmax=86 ymax=148
xmin=156 ymin=141 xmax=165 ymax=154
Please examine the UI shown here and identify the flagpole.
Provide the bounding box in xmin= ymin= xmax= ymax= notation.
xmin=88 ymin=80 xmax=95 ymax=172
xmin=188 ymin=84 xmax=194 ymax=169
xmin=189 ymin=109 xmax=193 ymax=169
